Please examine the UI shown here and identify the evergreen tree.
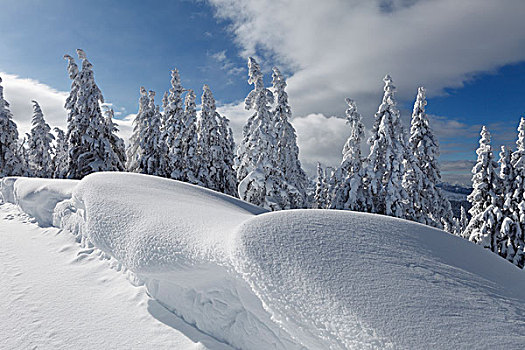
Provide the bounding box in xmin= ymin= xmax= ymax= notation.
xmin=53 ymin=127 xmax=68 ymax=179
xmin=195 ymin=85 xmax=237 ymax=195
xmin=509 ymin=118 xmax=525 ymax=267
xmin=63 ymin=49 xmax=119 ymax=179
xmin=458 ymin=206 xmax=469 ymax=235
xmin=464 ymin=127 xmax=502 ymax=252
xmin=236 ymin=57 xmax=289 ymax=210
xmin=163 ymin=69 xmax=186 ymax=179
xmin=0 ymin=76 xmax=23 ymax=177
xmin=330 ymin=98 xmax=371 ymax=211
xmin=272 ymin=67 xmax=308 ymax=208
xmin=27 ymin=100 xmax=54 ymax=177
xmin=407 ymin=87 xmax=454 ymax=228
xmin=365 ymin=75 xmax=407 ymax=217
xmin=314 ymin=163 xmax=329 ymax=209
xmin=100 ymin=107 xmax=126 ymax=171
xmin=179 ymin=89 xmax=200 ymax=184
xmin=126 ymin=88 xmax=168 ymax=176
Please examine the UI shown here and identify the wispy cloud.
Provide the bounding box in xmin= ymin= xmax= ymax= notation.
xmin=209 ymin=50 xmax=244 ymax=76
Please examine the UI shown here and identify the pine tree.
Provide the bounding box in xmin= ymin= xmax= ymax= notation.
xmin=18 ymin=137 xmax=30 ymax=177
xmin=330 ymin=98 xmax=371 ymax=211
xmin=314 ymin=163 xmax=329 ymax=209
xmin=272 ymin=67 xmax=308 ymax=208
xmin=100 ymin=107 xmax=126 ymax=171
xmin=163 ymin=69 xmax=186 ymax=180
xmin=458 ymin=206 xmax=469 ymax=234
xmin=236 ymin=57 xmax=290 ymax=210
xmin=179 ymin=89 xmax=200 ymax=184
xmin=217 ymin=113 xmax=237 ymax=196
xmin=464 ymin=127 xmax=502 ymax=252
xmin=27 ymin=100 xmax=54 ymax=178
xmin=365 ymin=75 xmax=407 ymax=217
xmin=63 ymin=49 xmax=117 ymax=179
xmin=53 ymin=127 xmax=68 ymax=179
xmin=407 ymin=87 xmax=454 ymax=228
xmin=0 ymin=76 xmax=24 ymax=177
xmin=509 ymin=118 xmax=525 ymax=267
xmin=126 ymin=88 xmax=168 ymax=176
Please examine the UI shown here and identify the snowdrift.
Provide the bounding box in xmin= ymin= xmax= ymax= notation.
xmin=2 ymin=173 xmax=525 ymax=349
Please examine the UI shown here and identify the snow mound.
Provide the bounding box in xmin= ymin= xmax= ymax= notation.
xmin=3 ymin=173 xmax=525 ymax=349
xmin=1 ymin=177 xmax=78 ymax=226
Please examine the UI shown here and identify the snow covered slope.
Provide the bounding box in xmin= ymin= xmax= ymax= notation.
xmin=2 ymin=173 xmax=525 ymax=349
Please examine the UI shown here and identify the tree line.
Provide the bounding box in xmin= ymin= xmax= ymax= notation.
xmin=0 ymin=49 xmax=523 ymax=268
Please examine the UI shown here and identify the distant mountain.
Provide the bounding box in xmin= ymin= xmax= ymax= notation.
xmin=438 ymin=182 xmax=472 ymax=218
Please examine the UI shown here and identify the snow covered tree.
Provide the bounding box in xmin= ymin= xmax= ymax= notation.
xmin=314 ymin=163 xmax=330 ymax=209
xmin=195 ymin=85 xmax=237 ymax=195
xmin=407 ymin=87 xmax=453 ymax=229
xmin=163 ymin=69 xmax=186 ymax=180
xmin=53 ymin=127 xmax=68 ymax=178
xmin=464 ymin=127 xmax=502 ymax=252
xmin=236 ymin=57 xmax=291 ymax=210
xmin=271 ymin=67 xmax=308 ymax=208
xmin=126 ymin=88 xmax=168 ymax=176
xmin=458 ymin=206 xmax=469 ymax=235
xmin=330 ymin=98 xmax=372 ymax=211
xmin=365 ymin=75 xmax=407 ymax=217
xmin=63 ymin=49 xmax=121 ymax=179
xmin=509 ymin=118 xmax=525 ymax=267
xmin=100 ymin=107 xmax=126 ymax=171
xmin=178 ymin=89 xmax=199 ymax=184
xmin=0 ymin=76 xmax=24 ymax=177
xmin=27 ymin=100 xmax=54 ymax=178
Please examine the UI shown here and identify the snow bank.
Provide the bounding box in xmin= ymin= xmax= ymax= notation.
xmin=4 ymin=173 xmax=525 ymax=349
xmin=1 ymin=177 xmax=78 ymax=226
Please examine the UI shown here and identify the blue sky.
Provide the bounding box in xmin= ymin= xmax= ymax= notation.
xmin=1 ymin=0 xmax=525 ymax=185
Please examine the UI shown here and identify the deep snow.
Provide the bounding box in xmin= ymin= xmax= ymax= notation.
xmin=2 ymin=172 xmax=525 ymax=349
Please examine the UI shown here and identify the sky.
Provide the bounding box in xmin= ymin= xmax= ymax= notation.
xmin=1 ymin=0 xmax=525 ymax=186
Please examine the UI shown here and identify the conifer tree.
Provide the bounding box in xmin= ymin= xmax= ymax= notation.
xmin=272 ymin=67 xmax=308 ymax=208
xmin=179 ymin=89 xmax=200 ymax=184
xmin=365 ymin=75 xmax=407 ymax=217
xmin=163 ymin=69 xmax=186 ymax=179
xmin=100 ymin=107 xmax=126 ymax=171
xmin=0 ymin=76 xmax=23 ymax=177
xmin=53 ymin=127 xmax=68 ymax=178
xmin=63 ymin=49 xmax=121 ymax=178
xmin=236 ymin=57 xmax=289 ymax=210
xmin=464 ymin=127 xmax=502 ymax=252
xmin=407 ymin=87 xmax=453 ymax=228
xmin=195 ymin=85 xmax=236 ymax=195
xmin=126 ymin=88 xmax=168 ymax=176
xmin=330 ymin=98 xmax=371 ymax=211
xmin=27 ymin=100 xmax=54 ymax=177
xmin=509 ymin=118 xmax=525 ymax=267
xmin=314 ymin=163 xmax=329 ymax=209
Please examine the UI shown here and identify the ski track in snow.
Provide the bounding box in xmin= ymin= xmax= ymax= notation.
xmin=0 ymin=203 xmax=230 ymax=350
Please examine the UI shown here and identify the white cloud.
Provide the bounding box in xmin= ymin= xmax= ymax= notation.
xmin=1 ymin=72 xmax=132 ymax=142
xmin=1 ymin=72 xmax=68 ymax=137
xmin=210 ymin=0 xmax=525 ymax=120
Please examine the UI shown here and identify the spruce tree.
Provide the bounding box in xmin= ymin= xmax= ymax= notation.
xmin=272 ymin=67 xmax=308 ymax=208
xmin=100 ymin=107 xmax=126 ymax=171
xmin=195 ymin=85 xmax=237 ymax=195
xmin=53 ymin=127 xmax=68 ymax=179
xmin=126 ymin=88 xmax=168 ymax=176
xmin=509 ymin=119 xmax=525 ymax=267
xmin=63 ymin=49 xmax=119 ymax=178
xmin=179 ymin=89 xmax=200 ymax=184
xmin=27 ymin=100 xmax=54 ymax=178
xmin=330 ymin=98 xmax=371 ymax=211
xmin=464 ymin=126 xmax=502 ymax=252
xmin=236 ymin=57 xmax=289 ymax=210
xmin=365 ymin=75 xmax=407 ymax=217
xmin=314 ymin=163 xmax=329 ymax=209
xmin=163 ymin=69 xmax=186 ymax=180
xmin=0 ymin=76 xmax=24 ymax=177
xmin=408 ymin=87 xmax=454 ymax=228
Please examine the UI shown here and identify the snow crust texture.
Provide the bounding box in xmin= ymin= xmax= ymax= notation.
xmin=2 ymin=173 xmax=525 ymax=349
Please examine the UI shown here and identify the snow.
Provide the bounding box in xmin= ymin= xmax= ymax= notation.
xmin=2 ymin=172 xmax=525 ymax=349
